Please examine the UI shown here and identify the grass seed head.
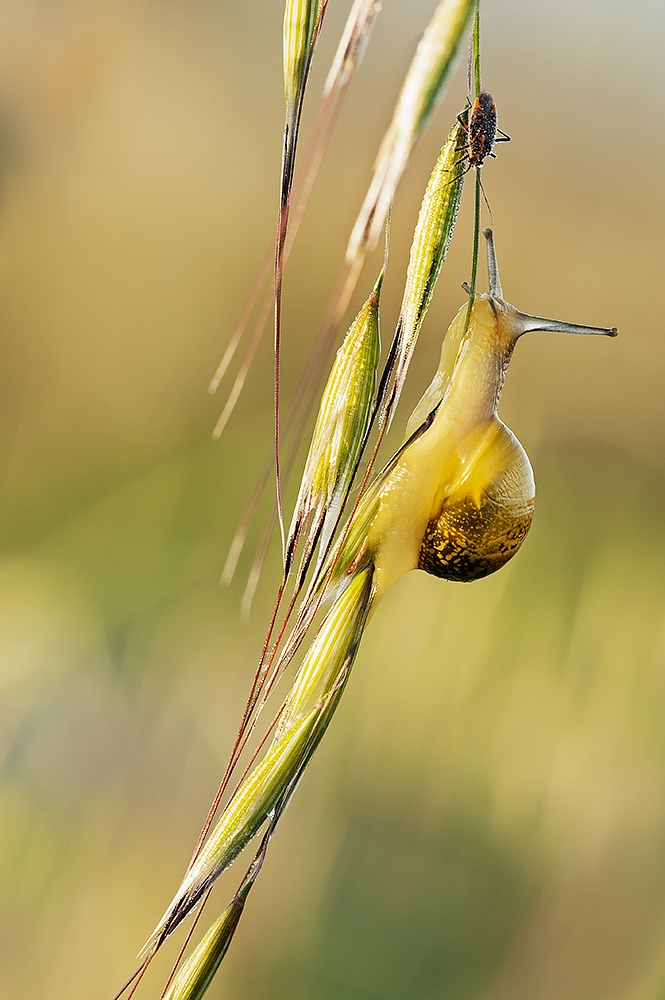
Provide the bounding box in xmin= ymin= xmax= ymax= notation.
xmin=382 ymin=116 xmax=466 ymax=428
xmin=285 ymin=272 xmax=383 ymax=581
xmin=275 ymin=565 xmax=375 ymax=740
xmin=283 ymin=0 xmax=323 ymax=118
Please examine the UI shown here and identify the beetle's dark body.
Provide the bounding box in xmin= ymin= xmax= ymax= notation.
xmin=468 ymin=90 xmax=499 ymax=168
xmin=457 ymin=90 xmax=509 ymax=175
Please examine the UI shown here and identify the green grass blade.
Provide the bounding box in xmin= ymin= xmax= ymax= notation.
xmin=158 ymin=568 xmax=375 ymax=998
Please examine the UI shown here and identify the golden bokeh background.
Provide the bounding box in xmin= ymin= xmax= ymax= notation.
xmin=1 ymin=1 xmax=664 ymax=998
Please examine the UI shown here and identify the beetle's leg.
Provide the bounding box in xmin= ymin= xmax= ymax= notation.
xmin=457 ymin=94 xmax=472 ymax=131
xmin=437 ymin=159 xmax=472 ymax=196
xmin=446 ymin=152 xmax=470 ymax=172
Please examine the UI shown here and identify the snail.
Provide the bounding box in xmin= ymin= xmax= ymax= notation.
xmin=329 ymin=228 xmax=617 ymax=603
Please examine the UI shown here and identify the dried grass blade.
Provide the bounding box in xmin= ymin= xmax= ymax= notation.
xmin=380 ymin=116 xmax=466 ymax=429
xmin=323 ymin=0 xmax=380 ymax=97
xmin=211 ymin=308 xmax=266 ymax=440
xmin=208 ymin=244 xmax=273 ymax=395
xmin=285 ymin=271 xmax=383 ymax=582
xmin=346 ymin=0 xmax=473 ymax=265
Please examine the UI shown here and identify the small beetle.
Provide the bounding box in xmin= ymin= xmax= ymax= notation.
xmin=458 ymin=90 xmax=510 ymax=171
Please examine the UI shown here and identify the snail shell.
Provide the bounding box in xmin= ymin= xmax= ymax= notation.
xmin=418 ymin=421 xmax=535 ymax=582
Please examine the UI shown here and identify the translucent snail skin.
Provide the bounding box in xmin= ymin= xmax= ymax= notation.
xmin=342 ymin=228 xmax=618 ymax=602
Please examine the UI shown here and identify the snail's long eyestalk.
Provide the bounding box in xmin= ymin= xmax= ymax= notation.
xmin=482 ymin=228 xmax=617 ymax=339
xmin=514 ymin=312 xmax=619 ymax=338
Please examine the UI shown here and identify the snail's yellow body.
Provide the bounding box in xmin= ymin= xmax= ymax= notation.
xmin=367 ymin=295 xmax=532 ymax=597
xmin=329 ymin=230 xmax=616 ymax=604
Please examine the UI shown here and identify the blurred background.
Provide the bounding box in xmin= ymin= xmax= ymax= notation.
xmin=0 ymin=0 xmax=664 ymax=997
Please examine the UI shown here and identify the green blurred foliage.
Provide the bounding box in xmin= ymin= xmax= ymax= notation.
xmin=0 ymin=1 xmax=664 ymax=998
